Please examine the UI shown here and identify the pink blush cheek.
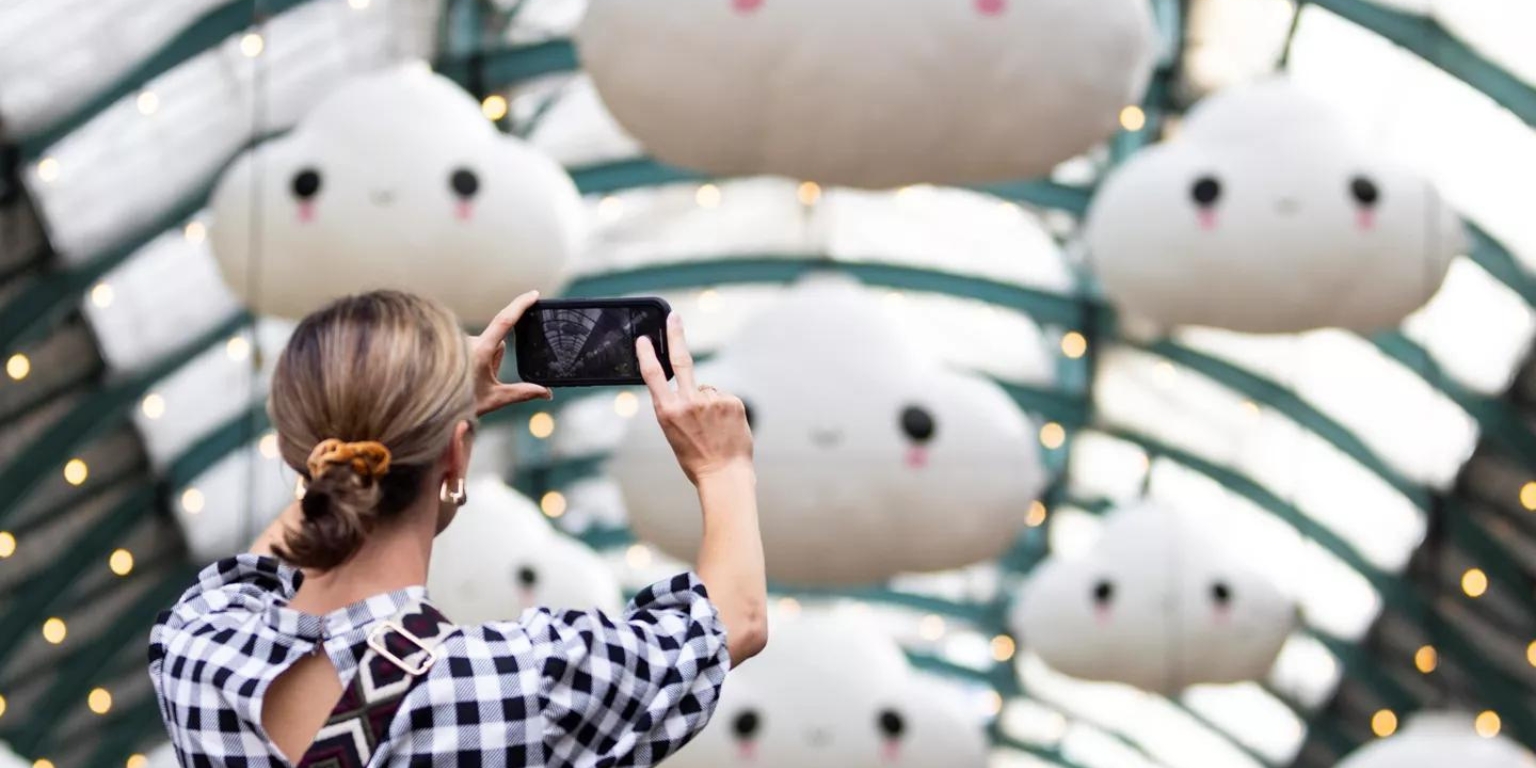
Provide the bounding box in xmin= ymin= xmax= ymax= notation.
xmin=297 ymin=201 xmax=315 ymax=223
xmin=904 ymin=446 xmax=929 ymax=470
xmin=1093 ymin=605 xmax=1113 ymax=625
xmin=976 ymin=0 xmax=1006 ymax=15
xmin=456 ymin=200 xmax=475 ymax=221
xmin=736 ymin=741 xmax=757 ymax=761
xmin=881 ymin=740 xmax=901 ymax=762
xmin=732 ymin=0 xmax=763 ymax=14
xmin=1197 ymin=209 xmax=1218 ymax=230
xmin=1356 ymin=209 xmax=1376 ymax=230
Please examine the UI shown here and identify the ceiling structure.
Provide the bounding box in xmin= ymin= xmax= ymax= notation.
xmin=0 ymin=1 xmax=1533 ymax=767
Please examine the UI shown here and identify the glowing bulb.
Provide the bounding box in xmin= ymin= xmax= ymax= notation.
xmin=1119 ymin=105 xmax=1147 ymax=131
xmin=347 ymin=0 xmax=370 ymax=8
xmin=64 ymin=458 xmax=89 ymax=486
xmin=226 ymin=335 xmax=251 ymax=361
xmin=895 ymin=186 xmax=923 ymax=204
xmin=33 ymin=760 xmax=54 ymax=768
xmin=883 ymin=291 xmax=906 ymax=307
xmin=1528 ymin=640 xmax=1536 ymax=667
xmin=990 ymin=635 xmax=1016 ymax=662
xmin=90 ymin=282 xmax=115 ymax=308
xmin=918 ymin=614 xmax=945 ymax=641
xmin=259 ymin=431 xmax=280 ymax=459
xmin=695 ymin=184 xmax=722 ymax=208
xmin=87 ymin=687 xmax=113 ymax=714
xmin=1242 ymin=400 xmax=1262 ymax=417
xmin=1414 ymin=645 xmax=1437 ymax=674
xmin=1060 ymin=331 xmax=1087 ymax=359
xmin=127 ymin=756 xmax=148 ymax=768
xmin=614 ymin=391 xmax=639 ymax=418
xmin=625 ymin=544 xmax=652 ymax=569
xmin=528 ymin=412 xmax=555 ymax=439
xmin=1026 ymin=501 xmax=1047 ymax=527
xmin=109 ymin=548 xmax=134 ymax=577
xmin=697 ymin=289 xmax=721 ymax=313
xmin=597 ymin=196 xmax=624 ymax=222
xmin=776 ymin=597 xmax=801 ymax=617
xmin=0 ymin=694 xmax=6 ymax=719
xmin=797 ymin=181 xmax=822 ymax=205
xmin=1039 ymin=422 xmax=1066 ymax=450
xmin=539 ymin=491 xmax=566 ymax=518
xmin=181 ymin=487 xmax=205 ymax=515
xmin=1371 ymin=709 xmax=1397 ymax=738
xmin=140 ymin=393 xmax=166 ymax=420
xmin=36 ymin=157 xmax=60 ymax=183
xmin=481 ymin=94 xmax=509 ymax=121
xmin=1476 ymin=710 xmax=1501 ymax=738
xmin=984 ymin=691 xmax=1003 ymax=716
xmin=1155 ymin=361 xmax=1177 ymax=381
xmin=0 ymin=532 xmax=13 ymax=558
xmin=1521 ymin=481 xmax=1536 ymax=511
xmin=240 ymin=32 xmax=264 ymax=57
xmin=42 ymin=618 xmax=67 ymax=645
xmin=1462 ymin=567 xmax=1488 ymax=598
xmin=184 ymin=220 xmax=207 ymax=244
xmin=136 ymin=91 xmax=159 ymax=115
xmin=6 ymin=353 xmax=30 ymax=381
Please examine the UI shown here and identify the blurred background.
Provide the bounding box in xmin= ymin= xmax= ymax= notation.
xmin=0 ymin=1 xmax=1534 ymax=767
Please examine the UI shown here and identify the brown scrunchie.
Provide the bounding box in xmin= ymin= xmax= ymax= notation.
xmin=306 ymin=438 xmax=392 ymax=481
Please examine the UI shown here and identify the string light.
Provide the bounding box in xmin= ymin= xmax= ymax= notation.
xmin=64 ymin=458 xmax=89 ymax=486
xmin=625 ymin=544 xmax=652 ymax=569
xmin=984 ymin=691 xmax=1003 ymax=716
xmin=239 ymin=32 xmax=265 ymax=58
xmin=1476 ymin=710 xmax=1501 ymax=738
xmin=36 ymin=157 xmax=60 ymax=183
xmin=1119 ymin=105 xmax=1146 ymax=131
xmin=480 ymin=95 xmax=509 ymax=121
xmin=613 ymin=391 xmax=639 ymax=418
xmin=181 ymin=487 xmax=205 ymax=515
xmin=695 ymin=184 xmax=722 ymax=208
xmin=539 ymin=491 xmax=566 ymax=518
xmin=528 ymin=412 xmax=555 ymax=439
xmin=87 ymin=687 xmax=113 ymax=715
xmin=42 ymin=618 xmax=67 ymax=645
xmin=90 ymin=283 xmax=115 ymax=308
xmin=1371 ymin=709 xmax=1397 ymax=738
xmin=1039 ymin=422 xmax=1066 ymax=450
xmin=6 ymin=353 xmax=30 ymax=381
xmin=1060 ymin=331 xmax=1088 ymax=359
xmin=1462 ymin=567 xmax=1488 ymax=598
xmin=347 ymin=0 xmax=371 ymax=8
xmin=918 ymin=614 xmax=945 ymax=641
xmin=136 ymin=91 xmax=159 ymax=116
xmin=141 ymin=393 xmax=166 ymax=420
xmin=597 ymin=196 xmax=625 ymax=222
xmin=259 ymin=431 xmax=280 ymax=459
xmin=0 ymin=532 xmax=14 ymax=558
xmin=776 ymin=597 xmax=801 ymax=617
xmin=1025 ymin=501 xmax=1047 ymax=527
xmin=0 ymin=693 xmax=6 ymax=719
xmin=697 ymin=289 xmax=721 ymax=313
xmin=990 ymin=635 xmax=1016 ymax=662
xmin=1414 ymin=645 xmax=1437 ymax=674
xmin=1527 ymin=639 xmax=1536 ymax=667
xmin=126 ymin=756 xmax=148 ymax=768
xmin=33 ymin=760 xmax=54 ymax=768
xmin=109 ymin=548 xmax=135 ymax=577
xmin=184 ymin=220 xmax=207 ymax=244
xmin=797 ymin=182 xmax=822 ymax=205
xmin=226 ymin=335 xmax=252 ymax=361
xmin=1242 ymin=400 xmax=1262 ymax=417
xmin=1521 ymin=481 xmax=1536 ymax=511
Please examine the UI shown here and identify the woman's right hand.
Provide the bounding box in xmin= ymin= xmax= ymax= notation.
xmin=636 ymin=313 xmax=754 ymax=486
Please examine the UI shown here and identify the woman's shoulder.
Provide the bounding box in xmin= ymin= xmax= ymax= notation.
xmin=149 ymin=555 xmax=309 ymax=664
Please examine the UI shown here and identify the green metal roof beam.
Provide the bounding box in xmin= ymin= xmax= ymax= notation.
xmin=1466 ymin=223 xmax=1536 ymax=311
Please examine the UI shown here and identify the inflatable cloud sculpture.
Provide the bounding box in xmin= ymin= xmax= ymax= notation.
xmin=1085 ymin=77 xmax=1463 ymax=334
xmin=577 ymin=0 xmax=1156 ymax=188
xmin=1014 ymin=501 xmax=1295 ymax=693
xmin=611 ymin=276 xmax=1045 ymax=586
xmin=428 ymin=478 xmax=622 ymax=623
xmin=1337 ymin=712 xmax=1536 ymax=768
xmin=211 ymin=63 xmax=582 ymax=324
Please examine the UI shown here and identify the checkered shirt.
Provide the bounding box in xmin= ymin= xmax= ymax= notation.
xmin=148 ymin=555 xmax=731 ymax=767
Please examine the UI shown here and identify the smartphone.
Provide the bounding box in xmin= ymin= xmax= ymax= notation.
xmin=513 ymin=297 xmax=674 ymax=387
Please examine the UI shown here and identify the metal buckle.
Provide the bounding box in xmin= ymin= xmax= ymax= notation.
xmin=367 ymin=620 xmax=440 ymax=676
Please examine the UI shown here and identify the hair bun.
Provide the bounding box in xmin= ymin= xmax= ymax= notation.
xmin=306 ymin=438 xmax=392 ymax=482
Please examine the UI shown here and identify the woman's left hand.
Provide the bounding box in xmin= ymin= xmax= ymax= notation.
xmin=471 ymin=290 xmax=554 ymax=417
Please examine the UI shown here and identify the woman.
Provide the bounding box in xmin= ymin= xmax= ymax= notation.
xmin=148 ymin=290 xmax=767 ymax=767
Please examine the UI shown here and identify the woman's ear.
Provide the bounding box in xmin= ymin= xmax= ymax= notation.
xmin=446 ymin=420 xmax=475 ymax=481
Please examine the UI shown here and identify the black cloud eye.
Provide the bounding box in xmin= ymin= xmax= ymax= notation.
xmin=877 ymin=709 xmax=905 ymax=739
xmin=1191 ymin=176 xmax=1221 ymax=207
xmin=1092 ymin=579 xmax=1115 ymax=606
xmin=899 ymin=406 xmax=935 ymax=443
xmin=516 ymin=566 xmax=538 ymax=588
xmin=1211 ymin=581 xmax=1232 ymax=607
xmin=1350 ymin=176 xmax=1379 ymax=207
xmin=732 ymin=709 xmax=761 ymax=739
xmin=291 ymin=168 xmax=321 ymax=200
xmin=451 ymin=168 xmax=479 ymax=198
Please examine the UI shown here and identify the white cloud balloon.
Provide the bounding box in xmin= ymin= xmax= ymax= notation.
xmin=1014 ymin=501 xmax=1296 ymax=694
xmin=211 ymin=63 xmax=583 ymax=325
xmin=1085 ymin=77 xmax=1464 ymax=334
xmin=1337 ymin=712 xmax=1536 ymax=768
xmin=576 ymin=0 xmax=1157 ymax=189
xmin=428 ymin=478 xmax=623 ymax=623
xmin=611 ymin=275 xmax=1046 ymax=586
xmin=0 ymin=742 xmax=27 ymax=768
xmin=665 ymin=610 xmax=987 ymax=768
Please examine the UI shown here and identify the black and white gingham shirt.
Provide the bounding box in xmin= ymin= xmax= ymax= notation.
xmin=148 ymin=556 xmax=730 ymax=767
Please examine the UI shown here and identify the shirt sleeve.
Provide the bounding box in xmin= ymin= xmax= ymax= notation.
xmin=520 ymin=572 xmax=731 ymax=768
xmin=148 ymin=555 xmax=301 ymax=670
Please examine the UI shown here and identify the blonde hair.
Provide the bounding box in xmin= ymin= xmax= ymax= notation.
xmin=269 ymin=290 xmax=475 ymax=569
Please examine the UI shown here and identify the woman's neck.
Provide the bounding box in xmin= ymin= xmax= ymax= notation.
xmin=286 ymin=501 xmax=437 ymax=616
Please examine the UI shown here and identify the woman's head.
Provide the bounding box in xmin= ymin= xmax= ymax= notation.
xmin=269 ymin=290 xmax=475 ymax=569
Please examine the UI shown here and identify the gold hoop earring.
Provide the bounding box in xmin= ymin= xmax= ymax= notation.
xmin=439 ymin=478 xmax=467 ymax=506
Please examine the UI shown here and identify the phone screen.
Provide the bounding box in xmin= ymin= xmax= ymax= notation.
xmin=514 ymin=300 xmax=670 ymax=387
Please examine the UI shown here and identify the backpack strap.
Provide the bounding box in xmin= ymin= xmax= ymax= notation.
xmin=297 ymin=599 xmax=456 ymax=768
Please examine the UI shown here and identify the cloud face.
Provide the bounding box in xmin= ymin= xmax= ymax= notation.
xmin=428 ymin=478 xmax=622 ymax=623
xmin=1337 ymin=712 xmax=1536 ymax=768
xmin=611 ymin=276 xmax=1046 ymax=586
xmin=665 ymin=611 xmax=987 ymax=768
xmin=1085 ymin=78 xmax=1463 ymax=334
xmin=211 ymin=63 xmax=582 ymax=325
xmin=576 ymin=0 xmax=1156 ymax=189
xmin=1014 ymin=501 xmax=1295 ymax=693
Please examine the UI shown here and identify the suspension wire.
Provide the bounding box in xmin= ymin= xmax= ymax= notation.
xmin=1277 ymin=0 xmax=1308 ymax=71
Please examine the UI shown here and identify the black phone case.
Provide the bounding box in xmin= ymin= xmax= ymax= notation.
xmin=512 ymin=297 xmax=674 ymax=387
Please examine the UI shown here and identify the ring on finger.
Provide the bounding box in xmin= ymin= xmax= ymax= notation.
xmin=698 ymin=385 xmax=718 ymax=394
